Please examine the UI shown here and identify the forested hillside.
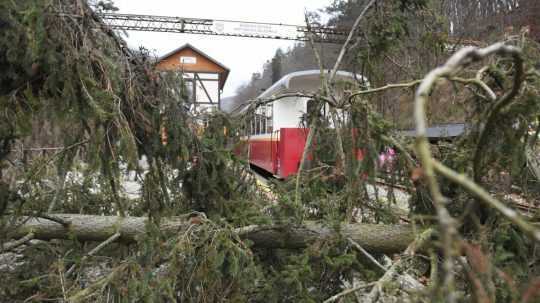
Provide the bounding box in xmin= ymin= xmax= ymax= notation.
xmin=234 ymin=0 xmax=539 ymax=127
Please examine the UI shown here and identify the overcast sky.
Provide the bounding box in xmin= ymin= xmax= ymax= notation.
xmin=112 ymin=0 xmax=335 ymax=97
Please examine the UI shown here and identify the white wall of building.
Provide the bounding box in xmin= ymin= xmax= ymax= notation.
xmin=183 ymin=73 xmax=221 ymax=108
xmin=195 ymin=79 xmax=220 ymax=104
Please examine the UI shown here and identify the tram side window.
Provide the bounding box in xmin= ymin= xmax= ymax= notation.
xmin=250 ymin=118 xmax=255 ymax=136
xmin=249 ymin=104 xmax=273 ymax=135
xmin=259 ymin=106 xmax=266 ymax=135
xmin=251 ymin=115 xmax=255 ymax=135
xmin=266 ymin=104 xmax=273 ymax=133
xmin=250 ymin=112 xmax=263 ymax=135
xmin=254 ymin=113 xmax=261 ymax=135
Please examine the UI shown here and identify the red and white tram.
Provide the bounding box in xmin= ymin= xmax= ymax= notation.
xmin=238 ymin=70 xmax=364 ymax=179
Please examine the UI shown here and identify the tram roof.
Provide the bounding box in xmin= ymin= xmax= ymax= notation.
xmin=257 ymin=70 xmax=366 ymax=99
xmin=228 ymin=70 xmax=365 ymax=115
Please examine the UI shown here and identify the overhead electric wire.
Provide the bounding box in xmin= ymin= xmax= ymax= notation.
xmin=96 ymin=12 xmax=349 ymax=44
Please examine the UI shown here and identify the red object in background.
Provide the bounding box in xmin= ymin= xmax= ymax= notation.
xmin=247 ymin=133 xmax=279 ymax=175
xmin=277 ymin=128 xmax=309 ymax=178
xmin=242 ymin=128 xmax=375 ymax=179
xmin=241 ymin=128 xmax=309 ymax=179
xmin=235 ymin=70 xmax=367 ymax=179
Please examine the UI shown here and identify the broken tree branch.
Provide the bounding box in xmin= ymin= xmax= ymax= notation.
xmin=469 ymin=44 xmax=524 ymax=182
xmin=306 ymin=15 xmax=347 ymax=167
xmin=364 ymin=228 xmax=434 ymax=303
xmin=65 ymin=232 xmax=122 ymax=277
xmin=1 ymin=232 xmax=35 ymax=253
xmin=35 ymin=213 xmax=71 ymax=227
xmin=233 ymin=92 xmax=336 ymax=114
xmin=329 ymin=0 xmax=377 ymax=83
xmin=432 ymin=160 xmax=540 ymax=242
xmin=450 ymin=76 xmax=496 ymax=101
xmin=414 ymin=42 xmax=528 ymax=302
xmin=348 ymin=238 xmax=388 ymax=272
xmin=9 ymin=214 xmax=417 ymax=254
xmin=323 ymin=282 xmax=376 ymax=303
xmin=414 ymin=46 xmax=481 ymax=302
xmin=348 ymin=79 xmax=423 ymax=101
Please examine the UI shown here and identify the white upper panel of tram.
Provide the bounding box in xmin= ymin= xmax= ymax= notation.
xmin=243 ymin=70 xmax=365 ymax=136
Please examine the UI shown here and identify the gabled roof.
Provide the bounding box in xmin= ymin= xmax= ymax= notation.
xmin=157 ymin=43 xmax=230 ymax=90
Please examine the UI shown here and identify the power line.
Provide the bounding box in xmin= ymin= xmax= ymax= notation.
xmin=97 ymin=13 xmax=349 ymax=44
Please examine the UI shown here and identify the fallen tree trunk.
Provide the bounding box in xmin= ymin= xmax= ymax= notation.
xmin=9 ymin=214 xmax=416 ymax=254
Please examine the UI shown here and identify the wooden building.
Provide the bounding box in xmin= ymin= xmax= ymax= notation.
xmin=155 ymin=43 xmax=230 ymax=112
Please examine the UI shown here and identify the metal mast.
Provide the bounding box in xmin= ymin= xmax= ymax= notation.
xmin=98 ymin=13 xmax=349 ymax=44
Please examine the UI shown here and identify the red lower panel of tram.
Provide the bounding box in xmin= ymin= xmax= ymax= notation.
xmin=238 ymin=128 xmax=309 ymax=179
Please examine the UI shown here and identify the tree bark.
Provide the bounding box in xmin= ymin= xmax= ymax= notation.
xmin=9 ymin=214 xmax=416 ymax=254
